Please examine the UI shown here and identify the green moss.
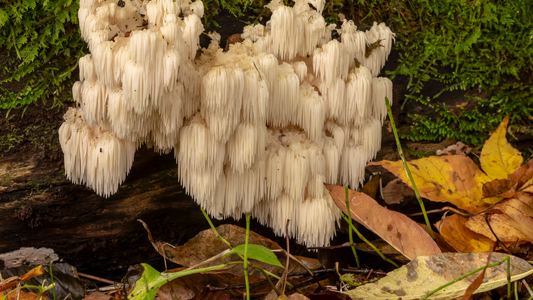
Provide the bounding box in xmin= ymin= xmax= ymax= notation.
xmin=0 ymin=115 xmax=61 ymax=155
xmin=2 ymin=0 xmax=531 ymax=147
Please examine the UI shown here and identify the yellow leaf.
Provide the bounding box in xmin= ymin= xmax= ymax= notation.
xmin=466 ymin=194 xmax=533 ymax=244
xmin=369 ymin=156 xmax=498 ymax=214
xmin=480 ymin=117 xmax=523 ymax=180
xmin=435 ymin=214 xmax=492 ymax=253
xmin=346 ymin=252 xmax=533 ymax=299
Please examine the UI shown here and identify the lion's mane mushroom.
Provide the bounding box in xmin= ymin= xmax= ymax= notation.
xmin=60 ymin=0 xmax=395 ymax=247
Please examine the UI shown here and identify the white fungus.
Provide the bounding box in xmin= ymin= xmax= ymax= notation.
xmin=61 ymin=0 xmax=395 ymax=247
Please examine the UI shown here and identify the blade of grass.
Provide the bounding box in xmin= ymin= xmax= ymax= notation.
xmin=422 ymin=256 xmax=511 ymax=299
xmin=340 ymin=212 xmax=399 ymax=268
xmin=385 ymin=96 xmax=434 ymax=239
xmin=244 ymin=213 xmax=251 ymax=300
xmin=49 ymin=257 xmax=56 ymax=300
xmin=344 ymin=186 xmax=360 ymax=268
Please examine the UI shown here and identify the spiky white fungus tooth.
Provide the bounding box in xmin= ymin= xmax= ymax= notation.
xmin=62 ymin=0 xmax=395 ymax=247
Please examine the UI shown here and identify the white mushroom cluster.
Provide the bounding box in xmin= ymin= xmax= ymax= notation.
xmin=59 ymin=0 xmax=395 ymax=247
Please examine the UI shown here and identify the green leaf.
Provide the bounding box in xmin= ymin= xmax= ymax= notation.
xmin=223 ymin=244 xmax=284 ymax=268
xmin=0 ymin=8 xmax=9 ymax=28
xmin=128 ymin=263 xmax=229 ymax=300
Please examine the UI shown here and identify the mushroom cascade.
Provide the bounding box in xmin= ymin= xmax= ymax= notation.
xmin=60 ymin=0 xmax=395 ymax=247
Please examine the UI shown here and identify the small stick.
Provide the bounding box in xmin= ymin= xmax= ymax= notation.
xmin=408 ymin=207 xmax=469 ymax=217
xmin=522 ymin=279 xmax=533 ymax=298
xmin=484 ymin=215 xmax=512 ymax=255
xmin=183 ymin=249 xmax=232 ymax=271
xmin=270 ymin=249 xmax=314 ymax=276
xmin=77 ymin=273 xmax=117 ymax=285
xmin=365 ymin=269 xmax=373 ymax=281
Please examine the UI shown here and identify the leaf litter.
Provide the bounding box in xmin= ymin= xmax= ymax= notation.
xmin=4 ymin=118 xmax=533 ymax=300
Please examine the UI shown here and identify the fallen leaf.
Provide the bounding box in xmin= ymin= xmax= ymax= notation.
xmin=480 ymin=117 xmax=523 ymax=180
xmin=482 ymin=160 xmax=533 ymax=198
xmin=345 ymin=252 xmax=533 ymax=299
xmin=129 ymin=264 xmax=234 ymax=300
xmin=83 ymin=293 xmax=112 ymax=300
xmin=3 ymin=291 xmax=49 ymax=300
xmin=466 ymin=194 xmax=533 ymax=244
xmin=287 ymin=294 xmax=310 ymax=300
xmin=0 ymin=263 xmax=84 ymax=300
xmin=382 ymin=178 xmax=415 ymax=205
xmin=0 ymin=265 xmax=44 ymax=293
xmin=306 ymin=290 xmax=351 ymax=300
xmin=360 ymin=174 xmax=380 ymax=200
xmin=369 ymin=156 xmax=500 ymax=213
xmin=189 ymin=287 xmax=233 ymax=300
xmin=156 ymin=269 xmax=267 ymax=299
xmin=436 ymin=142 xmax=471 ymax=156
xmin=326 ymin=184 xmax=441 ymax=260
xmin=417 ymin=224 xmax=457 ymax=253
xmin=140 ymin=223 xmax=321 ymax=278
xmin=436 ymin=214 xmax=492 ymax=253
xmin=459 ymin=244 xmax=494 ymax=300
xmin=353 ymin=240 xmax=410 ymax=264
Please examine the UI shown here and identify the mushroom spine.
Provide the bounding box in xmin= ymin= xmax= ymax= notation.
xmin=60 ymin=0 xmax=395 ymax=247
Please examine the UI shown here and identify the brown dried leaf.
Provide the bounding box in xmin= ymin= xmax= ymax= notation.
xmin=325 ymin=184 xmax=441 ymax=260
xmin=0 ymin=265 xmax=45 ymax=293
xmin=155 ymin=270 xmax=266 ymax=300
xmin=140 ymin=222 xmax=321 ymax=278
xmin=382 ymin=178 xmax=415 ymax=205
xmin=4 ymin=291 xmax=49 ymax=300
xmin=482 ymin=159 xmax=533 ymax=198
xmin=361 ymin=174 xmax=380 ymax=199
xmin=459 ymin=245 xmax=494 ymax=300
xmin=435 ymin=214 xmax=492 ymax=253
xmin=436 ymin=142 xmax=471 ymax=156
xmin=466 ymin=193 xmax=533 ymax=244
xmin=190 ymin=287 xmax=233 ymax=300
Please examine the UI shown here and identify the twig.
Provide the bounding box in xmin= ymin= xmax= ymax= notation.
xmin=408 ymin=206 xmax=469 ymax=217
xmin=484 ymin=215 xmax=512 ymax=255
xmin=183 ymin=249 xmax=232 ymax=271
xmin=15 ymin=278 xmax=21 ymax=300
xmin=522 ymin=279 xmax=533 ymax=298
xmin=308 ymin=242 xmax=354 ymax=250
xmin=344 ymin=186 xmax=360 ymax=268
xmin=270 ymin=249 xmax=314 ymax=277
xmin=365 ymin=269 xmax=373 ymax=281
xmin=385 ymin=96 xmax=435 ymax=239
xmin=86 ymin=285 xmax=124 ymax=292
xmin=77 ymin=273 xmax=117 ymax=285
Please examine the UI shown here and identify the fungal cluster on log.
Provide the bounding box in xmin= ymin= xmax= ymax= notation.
xmin=59 ymin=0 xmax=395 ymax=247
